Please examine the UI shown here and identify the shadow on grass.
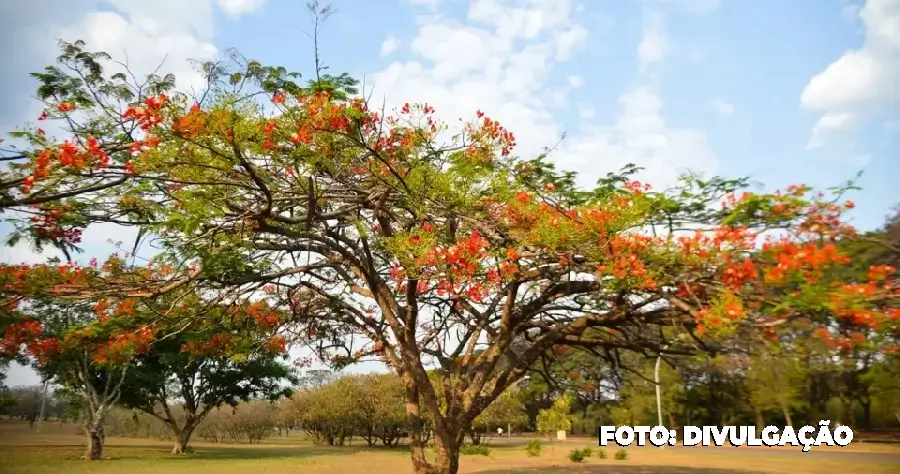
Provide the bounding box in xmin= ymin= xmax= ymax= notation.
xmin=2 ymin=442 xmax=361 ymax=462
xmin=164 ymin=444 xmax=359 ymax=460
xmin=478 ymin=467 xmax=757 ymax=474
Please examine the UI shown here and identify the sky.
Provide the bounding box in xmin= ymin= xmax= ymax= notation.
xmin=0 ymin=0 xmax=897 ymax=386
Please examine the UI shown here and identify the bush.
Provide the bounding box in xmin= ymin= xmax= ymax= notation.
xmin=596 ymin=448 xmax=607 ymax=459
xmin=567 ymin=449 xmax=587 ymax=463
xmin=461 ymin=443 xmax=491 ymax=456
xmin=582 ymin=446 xmax=593 ymax=457
xmin=614 ymin=448 xmax=628 ymax=460
xmin=524 ymin=439 xmax=543 ymax=457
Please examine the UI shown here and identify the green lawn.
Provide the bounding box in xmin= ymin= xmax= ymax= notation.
xmin=1 ymin=421 xmax=898 ymax=474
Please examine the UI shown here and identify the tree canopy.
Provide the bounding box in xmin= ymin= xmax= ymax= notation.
xmin=0 ymin=35 xmax=897 ymax=474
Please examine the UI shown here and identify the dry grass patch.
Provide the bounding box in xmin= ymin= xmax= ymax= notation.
xmin=0 ymin=422 xmax=898 ymax=474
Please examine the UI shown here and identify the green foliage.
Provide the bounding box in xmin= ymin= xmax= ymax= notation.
xmin=746 ymin=351 xmax=807 ymax=424
xmin=596 ymin=448 xmax=607 ymax=459
xmin=460 ymin=443 xmax=491 ymax=456
xmin=614 ymin=449 xmax=628 ymax=460
xmin=567 ymin=448 xmax=587 ymax=463
xmin=280 ymin=373 xmax=412 ymax=447
xmin=611 ymin=357 xmax=685 ymax=426
xmin=536 ymin=394 xmax=575 ymax=436
xmin=524 ymin=439 xmax=543 ymax=457
xmin=468 ymin=385 xmax=528 ymax=444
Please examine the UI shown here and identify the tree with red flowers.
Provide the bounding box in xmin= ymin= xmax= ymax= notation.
xmin=3 ymin=32 xmax=899 ymax=474
xmin=0 ymin=255 xmax=170 ymax=459
xmin=0 ymin=251 xmax=301 ymax=459
xmin=115 ymin=296 xmax=298 ymax=455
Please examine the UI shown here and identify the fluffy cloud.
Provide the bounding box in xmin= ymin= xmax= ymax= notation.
xmin=567 ymin=74 xmax=585 ymax=88
xmin=800 ymin=0 xmax=900 ymax=146
xmin=374 ymin=0 xmax=716 ymax=193
xmin=556 ymin=88 xmax=718 ymax=189
xmin=217 ymin=0 xmax=266 ymax=16
xmin=807 ymin=113 xmax=856 ymax=149
xmin=638 ymin=9 xmax=667 ymax=71
xmin=712 ymin=98 xmax=734 ymax=116
xmin=0 ymin=0 xmax=264 ymax=266
xmin=370 ymin=0 xmax=717 ymax=192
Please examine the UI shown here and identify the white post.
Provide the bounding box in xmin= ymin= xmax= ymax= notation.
xmin=36 ymin=379 xmax=48 ymax=433
xmin=655 ymin=345 xmax=668 ymax=448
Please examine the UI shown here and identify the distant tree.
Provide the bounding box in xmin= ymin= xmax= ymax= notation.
xmin=467 ymin=385 xmax=527 ymax=445
xmin=356 ymin=373 xmax=407 ymax=446
xmin=864 ymin=355 xmax=900 ymax=424
xmin=746 ymin=352 xmax=807 ymax=426
xmin=536 ymin=394 xmax=574 ymax=441
xmin=7 ymin=385 xmax=43 ymax=425
xmin=118 ymin=309 xmax=296 ymax=454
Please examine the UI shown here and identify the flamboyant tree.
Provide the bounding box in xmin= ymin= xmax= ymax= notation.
xmin=0 ymin=254 xmax=294 ymax=459
xmin=1 ymin=262 xmax=167 ymax=460
xmin=2 ymin=33 xmax=899 ymax=474
xmin=116 ymin=297 xmax=297 ymax=454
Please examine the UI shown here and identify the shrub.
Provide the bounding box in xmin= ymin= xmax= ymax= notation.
xmin=524 ymin=439 xmax=543 ymax=457
xmin=596 ymin=448 xmax=607 ymax=459
xmin=614 ymin=448 xmax=628 ymax=460
xmin=568 ymin=449 xmax=587 ymax=463
xmin=461 ymin=443 xmax=491 ymax=456
xmin=582 ymin=446 xmax=593 ymax=457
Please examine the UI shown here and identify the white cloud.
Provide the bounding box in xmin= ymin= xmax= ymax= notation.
xmin=217 ymin=0 xmax=266 ymax=16
xmin=370 ymin=0 xmax=716 ymax=194
xmin=711 ymin=98 xmax=734 ymax=116
xmin=638 ymin=9 xmax=667 ymax=71
xmin=0 ymin=0 xmax=263 ymax=267
xmin=801 ymin=0 xmax=900 ymax=145
xmin=807 ymin=113 xmax=856 ymax=149
xmin=567 ymin=74 xmax=584 ymax=88
xmin=557 ymin=88 xmax=718 ymax=190
xmin=381 ymin=35 xmax=400 ymax=56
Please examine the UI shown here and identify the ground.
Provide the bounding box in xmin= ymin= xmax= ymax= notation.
xmin=1 ymin=421 xmax=899 ymax=474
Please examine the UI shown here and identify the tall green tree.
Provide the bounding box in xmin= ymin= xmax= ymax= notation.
xmin=119 ymin=324 xmax=296 ymax=454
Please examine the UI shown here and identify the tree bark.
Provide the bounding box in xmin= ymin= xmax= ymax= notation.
xmin=171 ymin=426 xmax=196 ymax=454
xmin=842 ymin=399 xmax=854 ymax=427
xmin=779 ymin=403 xmax=793 ymax=427
xmin=754 ymin=408 xmax=764 ymax=431
xmin=860 ymin=400 xmax=871 ymax=430
xmin=430 ymin=430 xmax=461 ymax=474
xmin=85 ymin=423 xmax=104 ymax=460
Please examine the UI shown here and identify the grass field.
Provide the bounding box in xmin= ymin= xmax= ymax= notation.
xmin=1 ymin=421 xmax=899 ymax=474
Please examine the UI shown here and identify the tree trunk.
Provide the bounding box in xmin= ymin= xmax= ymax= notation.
xmin=171 ymin=426 xmax=196 ymax=454
xmin=754 ymin=408 xmax=764 ymax=431
xmin=85 ymin=423 xmax=104 ymax=460
xmin=779 ymin=403 xmax=793 ymax=427
xmin=860 ymin=400 xmax=872 ymax=430
xmin=842 ymin=399 xmax=854 ymax=427
xmin=430 ymin=430 xmax=460 ymax=474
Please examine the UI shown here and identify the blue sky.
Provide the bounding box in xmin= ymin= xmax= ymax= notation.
xmin=1 ymin=0 xmax=897 ymax=385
